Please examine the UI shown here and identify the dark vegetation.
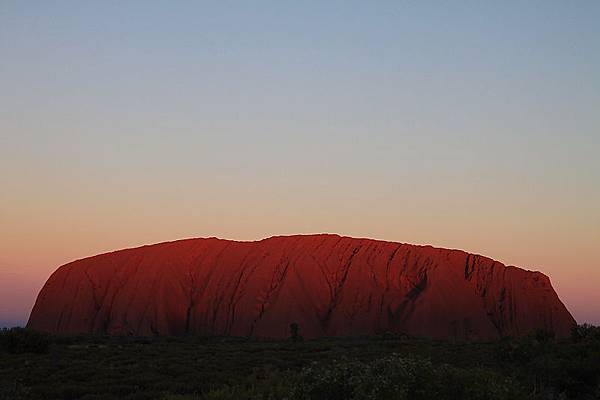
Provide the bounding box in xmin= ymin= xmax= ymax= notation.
xmin=1 ymin=325 xmax=599 ymax=400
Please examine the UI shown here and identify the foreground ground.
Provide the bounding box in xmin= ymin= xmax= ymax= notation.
xmin=1 ymin=326 xmax=599 ymax=400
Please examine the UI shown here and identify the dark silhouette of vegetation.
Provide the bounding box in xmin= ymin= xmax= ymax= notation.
xmin=571 ymin=323 xmax=600 ymax=342
xmin=0 ymin=325 xmax=598 ymax=399
xmin=290 ymin=322 xmax=303 ymax=342
xmin=290 ymin=355 xmax=525 ymax=400
xmin=0 ymin=327 xmax=50 ymax=354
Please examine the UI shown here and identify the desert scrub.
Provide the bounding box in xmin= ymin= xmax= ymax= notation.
xmin=0 ymin=328 xmax=51 ymax=354
xmin=288 ymin=354 xmax=525 ymax=400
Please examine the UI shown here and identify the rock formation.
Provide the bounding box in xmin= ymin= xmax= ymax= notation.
xmin=28 ymin=234 xmax=576 ymax=340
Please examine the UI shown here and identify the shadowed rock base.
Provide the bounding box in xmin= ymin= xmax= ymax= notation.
xmin=28 ymin=234 xmax=576 ymax=340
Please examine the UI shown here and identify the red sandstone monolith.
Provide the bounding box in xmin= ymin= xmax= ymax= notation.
xmin=28 ymin=234 xmax=576 ymax=340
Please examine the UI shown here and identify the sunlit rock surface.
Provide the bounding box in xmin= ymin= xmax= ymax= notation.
xmin=28 ymin=234 xmax=576 ymax=340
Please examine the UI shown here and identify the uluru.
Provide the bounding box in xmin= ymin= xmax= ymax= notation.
xmin=27 ymin=234 xmax=576 ymax=341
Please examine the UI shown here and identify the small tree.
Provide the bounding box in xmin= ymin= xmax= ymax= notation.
xmin=571 ymin=323 xmax=600 ymax=342
xmin=290 ymin=322 xmax=303 ymax=342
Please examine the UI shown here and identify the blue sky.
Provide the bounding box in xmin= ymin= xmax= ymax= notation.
xmin=1 ymin=1 xmax=599 ymax=326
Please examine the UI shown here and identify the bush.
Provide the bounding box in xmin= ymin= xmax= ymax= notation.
xmin=289 ymin=358 xmax=357 ymax=400
xmin=288 ymin=354 xmax=525 ymax=400
xmin=572 ymin=323 xmax=600 ymax=342
xmin=0 ymin=327 xmax=51 ymax=354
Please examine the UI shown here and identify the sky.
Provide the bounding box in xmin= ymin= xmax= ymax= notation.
xmin=1 ymin=1 xmax=599 ymax=328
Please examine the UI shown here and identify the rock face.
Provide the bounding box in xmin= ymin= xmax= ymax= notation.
xmin=28 ymin=234 xmax=576 ymax=340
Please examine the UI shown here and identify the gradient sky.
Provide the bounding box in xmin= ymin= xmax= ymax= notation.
xmin=1 ymin=1 xmax=599 ymax=328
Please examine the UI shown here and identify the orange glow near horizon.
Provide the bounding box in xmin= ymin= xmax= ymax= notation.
xmin=1 ymin=189 xmax=599 ymax=326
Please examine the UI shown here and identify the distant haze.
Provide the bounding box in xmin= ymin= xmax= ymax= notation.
xmin=1 ymin=1 xmax=599 ymax=327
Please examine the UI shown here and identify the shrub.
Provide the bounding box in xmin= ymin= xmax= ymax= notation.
xmin=571 ymin=323 xmax=600 ymax=342
xmin=288 ymin=354 xmax=525 ymax=400
xmin=0 ymin=327 xmax=51 ymax=354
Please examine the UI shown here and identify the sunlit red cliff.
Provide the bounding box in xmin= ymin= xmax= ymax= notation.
xmin=27 ymin=234 xmax=576 ymax=340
